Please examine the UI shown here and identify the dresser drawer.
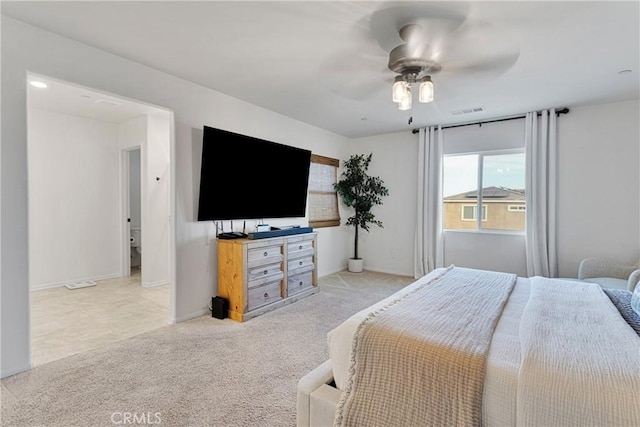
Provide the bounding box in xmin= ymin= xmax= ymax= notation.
xmin=288 ymin=256 xmax=315 ymax=275
xmin=248 ymin=280 xmax=282 ymax=311
xmin=247 ymin=245 xmax=283 ymax=268
xmin=248 ymin=271 xmax=284 ymax=290
xmin=287 ymin=271 xmax=313 ymax=296
xmin=287 ymin=240 xmax=315 ymax=260
xmin=247 ymin=263 xmax=283 ymax=284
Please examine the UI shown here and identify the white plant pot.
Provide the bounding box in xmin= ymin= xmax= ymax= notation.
xmin=348 ymin=258 xmax=364 ymax=273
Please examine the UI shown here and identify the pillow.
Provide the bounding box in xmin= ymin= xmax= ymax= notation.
xmin=632 ymin=284 xmax=640 ymax=316
xmin=603 ymin=288 xmax=640 ymax=337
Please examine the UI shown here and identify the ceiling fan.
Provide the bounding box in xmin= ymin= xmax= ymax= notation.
xmin=388 ymin=22 xmax=442 ymax=110
xmin=322 ymin=4 xmax=521 ymax=118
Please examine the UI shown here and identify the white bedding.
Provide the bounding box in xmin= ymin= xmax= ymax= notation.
xmin=482 ymin=275 xmax=530 ymax=425
xmin=327 ymin=267 xmax=531 ymax=423
xmin=334 ymin=266 xmax=517 ymax=426
xmin=328 ymin=268 xmax=451 ymax=390
xmin=517 ymin=277 xmax=640 ymax=426
xmin=327 ymin=268 xmax=640 ymax=425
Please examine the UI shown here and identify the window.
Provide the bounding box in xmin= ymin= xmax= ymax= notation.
xmin=443 ymin=150 xmax=525 ymax=232
xmin=308 ymin=154 xmax=340 ymax=228
xmin=461 ymin=205 xmax=487 ymax=221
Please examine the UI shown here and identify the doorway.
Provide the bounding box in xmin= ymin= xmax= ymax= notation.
xmin=27 ymin=74 xmax=175 ymax=366
xmin=125 ymin=147 xmax=142 ymax=277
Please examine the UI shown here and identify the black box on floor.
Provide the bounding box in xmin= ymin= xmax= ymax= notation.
xmin=211 ymin=296 xmax=228 ymax=319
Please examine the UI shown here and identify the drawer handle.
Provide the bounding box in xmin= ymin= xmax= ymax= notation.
xmin=264 ymin=292 xmax=269 ymax=298
xmin=299 ymin=281 xmax=303 ymax=287
xmin=299 ymin=245 xmax=303 ymax=250
xmin=299 ymin=261 xmax=303 ymax=266
xmin=263 ymin=270 xmax=268 ymax=275
xmin=263 ymin=251 xmax=268 ymax=257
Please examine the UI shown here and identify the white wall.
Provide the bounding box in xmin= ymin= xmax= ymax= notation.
xmin=27 ymin=108 xmax=121 ymax=289
xmin=1 ymin=16 xmax=349 ymax=377
xmin=352 ymin=100 xmax=639 ymax=279
xmin=118 ymin=113 xmax=171 ymax=286
xmin=443 ymin=231 xmax=527 ymax=275
xmin=118 ymin=116 xmax=146 ymax=150
xmin=142 ymin=112 xmax=171 ymax=287
xmin=557 ymin=99 xmax=640 ymax=276
xmin=26 ymin=107 xmax=171 ymax=291
xmin=347 ymin=131 xmax=418 ymax=276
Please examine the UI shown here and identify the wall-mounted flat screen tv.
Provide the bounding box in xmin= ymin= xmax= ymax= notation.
xmin=197 ymin=125 xmax=312 ymax=221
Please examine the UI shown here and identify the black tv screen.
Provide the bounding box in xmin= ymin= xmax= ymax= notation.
xmin=197 ymin=126 xmax=312 ymax=221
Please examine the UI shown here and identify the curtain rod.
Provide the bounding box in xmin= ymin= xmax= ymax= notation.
xmin=411 ymin=107 xmax=570 ymax=134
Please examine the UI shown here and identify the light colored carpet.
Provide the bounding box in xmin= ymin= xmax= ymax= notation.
xmin=1 ymin=270 xmax=413 ymax=427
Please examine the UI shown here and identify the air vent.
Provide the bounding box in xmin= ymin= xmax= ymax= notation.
xmin=451 ymin=107 xmax=484 ymax=115
xmin=94 ymin=99 xmax=121 ymax=107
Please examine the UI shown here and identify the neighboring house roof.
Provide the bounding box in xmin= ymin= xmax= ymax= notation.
xmin=444 ymin=186 xmax=525 ymax=201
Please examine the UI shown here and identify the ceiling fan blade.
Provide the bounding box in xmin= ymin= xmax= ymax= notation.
xmin=332 ymin=78 xmax=388 ymax=102
xmin=432 ymin=20 xmax=520 ymax=74
xmin=319 ymin=48 xmax=388 ymax=77
xmin=319 ymin=49 xmax=392 ymax=101
xmin=440 ymin=51 xmax=520 ymax=78
xmin=316 ymin=10 xmax=394 ymax=102
xmin=368 ymin=3 xmax=471 ymax=52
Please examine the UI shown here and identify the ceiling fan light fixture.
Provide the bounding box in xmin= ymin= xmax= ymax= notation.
xmin=392 ymin=77 xmax=408 ymax=103
xmin=398 ymin=86 xmax=412 ymax=110
xmin=419 ymin=76 xmax=434 ymax=103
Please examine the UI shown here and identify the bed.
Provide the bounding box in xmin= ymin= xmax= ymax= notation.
xmin=297 ymin=266 xmax=640 ymax=427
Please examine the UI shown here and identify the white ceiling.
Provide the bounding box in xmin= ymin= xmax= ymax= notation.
xmin=4 ymin=1 xmax=639 ymax=138
xmin=27 ymin=74 xmax=165 ymax=123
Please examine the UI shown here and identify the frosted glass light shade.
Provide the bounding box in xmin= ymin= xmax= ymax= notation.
xmin=419 ymin=79 xmax=434 ymax=103
xmin=392 ymin=79 xmax=408 ymax=103
xmin=398 ymin=86 xmax=412 ymax=110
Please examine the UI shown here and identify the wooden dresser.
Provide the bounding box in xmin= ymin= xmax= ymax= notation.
xmin=217 ymin=232 xmax=318 ymax=322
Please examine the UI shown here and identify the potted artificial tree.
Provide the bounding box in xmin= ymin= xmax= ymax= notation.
xmin=334 ymin=153 xmax=389 ymax=273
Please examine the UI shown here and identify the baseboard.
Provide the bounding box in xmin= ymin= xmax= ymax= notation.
xmin=1 ymin=362 xmax=32 ymax=379
xmin=141 ymin=280 xmax=168 ymax=288
xmin=173 ymin=308 xmax=209 ymax=323
xmin=317 ymin=266 xmax=411 ymax=279
xmin=360 ymin=267 xmax=414 ymax=278
xmin=30 ymin=273 xmax=121 ymax=291
xmin=318 ymin=267 xmax=347 ymax=277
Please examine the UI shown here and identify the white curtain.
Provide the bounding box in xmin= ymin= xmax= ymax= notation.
xmin=414 ymin=126 xmax=444 ymax=278
xmin=525 ymin=109 xmax=558 ymax=277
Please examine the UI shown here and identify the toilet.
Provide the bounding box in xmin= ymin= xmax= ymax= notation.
xmin=130 ymin=228 xmax=142 ymax=253
xmin=130 ymin=228 xmax=142 ymax=267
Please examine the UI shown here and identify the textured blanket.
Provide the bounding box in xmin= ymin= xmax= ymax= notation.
xmin=518 ymin=278 xmax=640 ymax=426
xmin=334 ymin=266 xmax=516 ymax=427
xmin=603 ymin=288 xmax=640 ymax=336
